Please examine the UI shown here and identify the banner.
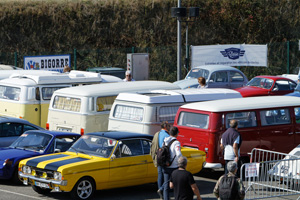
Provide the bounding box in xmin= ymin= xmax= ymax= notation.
xmin=191 ymin=44 xmax=268 ymax=68
xmin=23 ymin=54 xmax=71 ymax=72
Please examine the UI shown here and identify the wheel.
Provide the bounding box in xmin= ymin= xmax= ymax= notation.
xmin=32 ymin=185 xmax=52 ymax=194
xmin=71 ymin=177 xmax=95 ymax=200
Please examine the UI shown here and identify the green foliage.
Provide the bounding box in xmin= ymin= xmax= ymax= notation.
xmin=0 ymin=0 xmax=300 ymax=81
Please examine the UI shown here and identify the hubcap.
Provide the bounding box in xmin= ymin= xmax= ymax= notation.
xmin=77 ymin=180 xmax=92 ymax=199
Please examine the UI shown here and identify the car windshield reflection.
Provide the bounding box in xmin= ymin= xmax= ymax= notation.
xmin=247 ymin=77 xmax=274 ymax=89
xmin=69 ymin=135 xmax=117 ymax=158
xmin=9 ymin=132 xmax=52 ymax=152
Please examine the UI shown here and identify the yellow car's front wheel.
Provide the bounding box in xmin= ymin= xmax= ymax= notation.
xmin=71 ymin=177 xmax=95 ymax=200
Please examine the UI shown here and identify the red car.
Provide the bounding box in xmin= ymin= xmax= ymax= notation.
xmin=235 ymin=75 xmax=297 ymax=97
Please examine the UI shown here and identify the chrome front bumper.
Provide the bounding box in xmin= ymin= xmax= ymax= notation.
xmin=18 ymin=171 xmax=67 ymax=186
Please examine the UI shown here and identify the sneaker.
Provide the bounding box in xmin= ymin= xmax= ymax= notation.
xmin=157 ymin=189 xmax=163 ymax=199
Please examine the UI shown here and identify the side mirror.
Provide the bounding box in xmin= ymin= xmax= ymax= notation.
xmin=110 ymin=154 xmax=116 ymax=161
xmin=54 ymin=149 xmax=61 ymax=153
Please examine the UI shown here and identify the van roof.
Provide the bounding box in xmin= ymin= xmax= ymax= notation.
xmin=181 ymin=96 xmax=300 ymax=112
xmin=116 ymin=88 xmax=242 ymax=104
xmin=53 ymin=81 xmax=180 ymax=97
xmin=0 ymin=70 xmax=103 ymax=85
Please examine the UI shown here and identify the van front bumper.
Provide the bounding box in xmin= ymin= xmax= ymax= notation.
xmin=203 ymin=162 xmax=223 ymax=169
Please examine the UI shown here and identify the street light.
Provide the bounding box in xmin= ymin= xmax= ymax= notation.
xmin=171 ymin=6 xmax=199 ymax=81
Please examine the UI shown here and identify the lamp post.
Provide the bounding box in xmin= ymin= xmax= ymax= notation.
xmin=171 ymin=6 xmax=199 ymax=81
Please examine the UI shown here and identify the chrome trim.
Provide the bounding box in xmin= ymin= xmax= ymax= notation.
xmin=203 ymin=162 xmax=223 ymax=169
xmin=19 ymin=171 xmax=67 ymax=186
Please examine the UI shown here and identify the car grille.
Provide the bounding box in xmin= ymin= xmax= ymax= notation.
xmin=32 ymin=167 xmax=54 ymax=179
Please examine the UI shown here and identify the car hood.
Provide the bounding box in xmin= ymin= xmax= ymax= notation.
xmin=173 ymin=78 xmax=198 ymax=89
xmin=235 ymin=86 xmax=268 ymax=97
xmin=22 ymin=152 xmax=109 ymax=173
xmin=0 ymin=147 xmax=40 ymax=162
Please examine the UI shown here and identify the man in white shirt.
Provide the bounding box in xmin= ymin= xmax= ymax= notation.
xmin=162 ymin=126 xmax=182 ymax=200
xmin=123 ymin=70 xmax=135 ymax=81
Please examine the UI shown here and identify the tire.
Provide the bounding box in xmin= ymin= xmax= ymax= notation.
xmin=71 ymin=177 xmax=95 ymax=200
xmin=32 ymin=185 xmax=52 ymax=194
xmin=12 ymin=168 xmax=22 ymax=185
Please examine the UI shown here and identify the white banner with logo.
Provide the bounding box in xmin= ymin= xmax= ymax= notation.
xmin=24 ymin=54 xmax=71 ymax=72
xmin=191 ymin=44 xmax=268 ymax=68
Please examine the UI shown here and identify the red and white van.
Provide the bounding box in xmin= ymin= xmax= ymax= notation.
xmin=174 ymin=96 xmax=300 ymax=169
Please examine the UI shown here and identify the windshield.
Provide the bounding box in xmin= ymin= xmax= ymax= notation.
xmin=69 ymin=135 xmax=117 ymax=158
xmin=185 ymin=68 xmax=209 ymax=80
xmin=246 ymin=77 xmax=274 ymax=89
xmin=10 ymin=132 xmax=52 ymax=152
xmin=0 ymin=85 xmax=21 ymax=101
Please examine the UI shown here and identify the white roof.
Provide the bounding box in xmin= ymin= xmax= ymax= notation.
xmin=0 ymin=70 xmax=57 ymax=80
xmin=116 ymin=88 xmax=242 ymax=104
xmin=53 ymin=81 xmax=180 ymax=97
xmin=6 ymin=70 xmax=102 ymax=85
xmin=181 ymin=96 xmax=300 ymax=112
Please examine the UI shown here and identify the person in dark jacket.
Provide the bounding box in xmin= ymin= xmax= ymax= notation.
xmin=220 ymin=119 xmax=242 ymax=176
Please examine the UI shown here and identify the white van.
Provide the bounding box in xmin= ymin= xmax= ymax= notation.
xmin=0 ymin=71 xmax=121 ymax=128
xmin=108 ymin=88 xmax=242 ymax=135
xmin=47 ymin=81 xmax=180 ymax=134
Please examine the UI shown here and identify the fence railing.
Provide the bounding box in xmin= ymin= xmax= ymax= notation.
xmin=1 ymin=41 xmax=300 ymax=82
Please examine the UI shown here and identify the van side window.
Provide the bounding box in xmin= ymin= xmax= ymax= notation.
xmin=96 ymin=96 xmax=117 ymax=112
xmin=0 ymin=86 xmax=21 ymax=101
xmin=226 ymin=111 xmax=257 ymax=128
xmin=53 ymin=96 xmax=81 ymax=112
xmin=295 ymin=107 xmax=300 ymax=123
xmin=113 ymin=105 xmax=143 ymax=121
xmin=159 ymin=106 xmax=180 ymax=122
xmin=42 ymin=87 xmax=66 ymax=100
xmin=260 ymin=109 xmax=290 ymax=126
xmin=177 ymin=112 xmax=209 ymax=129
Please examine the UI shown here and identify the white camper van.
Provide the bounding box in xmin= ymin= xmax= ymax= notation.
xmin=108 ymin=88 xmax=242 ymax=135
xmin=0 ymin=71 xmax=121 ymax=128
xmin=47 ymin=81 xmax=180 ymax=134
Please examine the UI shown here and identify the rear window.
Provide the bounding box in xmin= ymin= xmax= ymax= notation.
xmin=113 ymin=105 xmax=143 ymax=122
xmin=177 ymin=111 xmax=209 ymax=129
xmin=53 ymin=96 xmax=81 ymax=112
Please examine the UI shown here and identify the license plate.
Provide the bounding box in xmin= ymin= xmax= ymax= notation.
xmin=35 ymin=181 xmax=50 ymax=188
xmin=57 ymin=127 xmax=71 ymax=132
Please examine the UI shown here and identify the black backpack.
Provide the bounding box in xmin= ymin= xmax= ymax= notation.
xmin=219 ymin=175 xmax=238 ymax=200
xmin=156 ymin=139 xmax=176 ymax=167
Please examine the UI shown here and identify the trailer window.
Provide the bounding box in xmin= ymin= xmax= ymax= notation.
xmin=177 ymin=112 xmax=209 ymax=129
xmin=226 ymin=111 xmax=257 ymax=128
xmin=113 ymin=105 xmax=143 ymax=122
xmin=159 ymin=106 xmax=180 ymax=122
xmin=260 ymin=108 xmax=290 ymax=126
xmin=53 ymin=96 xmax=81 ymax=112
xmin=96 ymin=96 xmax=117 ymax=112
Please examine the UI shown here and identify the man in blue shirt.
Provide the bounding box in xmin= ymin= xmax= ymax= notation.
xmin=150 ymin=121 xmax=171 ymax=199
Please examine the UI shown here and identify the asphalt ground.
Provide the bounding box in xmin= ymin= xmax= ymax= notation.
xmin=0 ymin=168 xmax=299 ymax=200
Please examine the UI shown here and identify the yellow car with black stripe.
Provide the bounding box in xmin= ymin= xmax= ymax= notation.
xmin=19 ymin=131 xmax=206 ymax=200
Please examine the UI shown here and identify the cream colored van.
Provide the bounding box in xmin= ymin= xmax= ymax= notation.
xmin=47 ymin=81 xmax=180 ymax=134
xmin=108 ymin=88 xmax=242 ymax=135
xmin=0 ymin=71 xmax=121 ymax=128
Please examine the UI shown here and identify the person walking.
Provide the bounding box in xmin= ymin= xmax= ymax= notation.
xmin=213 ymin=161 xmax=245 ymax=200
xmin=162 ymin=126 xmax=182 ymax=200
xmin=170 ymin=156 xmax=202 ymax=200
xmin=150 ymin=121 xmax=171 ymax=199
xmin=220 ymin=119 xmax=242 ymax=176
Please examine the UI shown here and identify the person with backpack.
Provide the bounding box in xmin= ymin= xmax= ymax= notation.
xmin=161 ymin=126 xmax=182 ymax=200
xmin=150 ymin=121 xmax=171 ymax=199
xmin=213 ymin=161 xmax=245 ymax=200
xmin=170 ymin=156 xmax=202 ymax=200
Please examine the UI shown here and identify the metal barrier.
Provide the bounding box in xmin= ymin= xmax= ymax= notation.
xmin=241 ymin=148 xmax=300 ymax=200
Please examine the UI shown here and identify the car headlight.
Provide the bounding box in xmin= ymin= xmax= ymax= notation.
xmin=54 ymin=172 xmax=62 ymax=180
xmin=22 ymin=166 xmax=32 ymax=174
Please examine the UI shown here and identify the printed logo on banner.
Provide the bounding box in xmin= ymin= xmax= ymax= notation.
xmin=26 ymin=60 xmax=40 ymax=70
xmin=220 ymin=48 xmax=245 ymax=60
